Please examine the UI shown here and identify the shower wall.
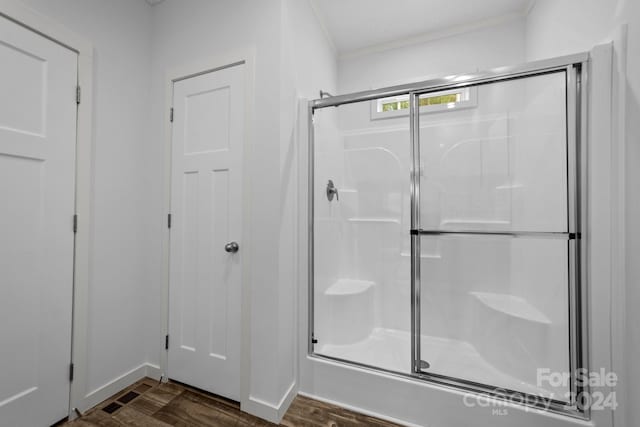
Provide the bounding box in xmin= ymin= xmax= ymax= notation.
xmin=313 ymin=106 xmax=346 ymax=345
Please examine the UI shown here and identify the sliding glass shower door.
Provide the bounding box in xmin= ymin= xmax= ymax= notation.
xmin=411 ymin=71 xmax=579 ymax=403
xmin=310 ymin=56 xmax=586 ymax=416
xmin=310 ymin=98 xmax=412 ymax=373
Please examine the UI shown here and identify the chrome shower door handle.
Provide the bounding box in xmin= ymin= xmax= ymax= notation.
xmin=326 ymin=180 xmax=339 ymax=202
xmin=225 ymin=241 xmax=239 ymax=253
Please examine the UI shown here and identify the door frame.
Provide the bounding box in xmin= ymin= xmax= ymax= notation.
xmin=160 ymin=49 xmax=255 ymax=406
xmin=0 ymin=0 xmax=94 ymax=420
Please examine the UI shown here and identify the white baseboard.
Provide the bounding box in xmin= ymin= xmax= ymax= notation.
xmin=145 ymin=363 xmax=162 ymax=381
xmin=79 ymin=363 xmax=161 ymax=413
xmin=298 ymin=391 xmax=422 ymax=427
xmin=242 ymin=381 xmax=297 ymax=423
xmin=78 ymin=363 xmax=296 ymax=424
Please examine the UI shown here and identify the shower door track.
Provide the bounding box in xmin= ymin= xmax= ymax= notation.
xmin=307 ymin=52 xmax=590 ymax=420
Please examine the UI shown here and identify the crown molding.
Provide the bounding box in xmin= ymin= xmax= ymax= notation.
xmin=339 ymin=11 xmax=526 ymax=61
xmin=308 ymin=0 xmax=338 ymax=55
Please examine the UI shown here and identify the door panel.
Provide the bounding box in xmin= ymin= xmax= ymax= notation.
xmin=310 ymin=99 xmax=412 ymax=373
xmin=169 ymin=64 xmax=244 ymax=400
xmin=0 ymin=15 xmax=77 ymax=427
xmin=415 ymin=71 xmax=574 ymax=402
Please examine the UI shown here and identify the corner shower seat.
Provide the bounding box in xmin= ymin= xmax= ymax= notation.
xmin=469 ymin=291 xmax=559 ymax=393
xmin=325 ymin=279 xmax=375 ymax=345
xmin=470 ymin=291 xmax=551 ymax=325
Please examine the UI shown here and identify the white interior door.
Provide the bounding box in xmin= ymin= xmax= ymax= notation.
xmin=169 ymin=63 xmax=244 ymax=400
xmin=0 ymin=15 xmax=77 ymax=427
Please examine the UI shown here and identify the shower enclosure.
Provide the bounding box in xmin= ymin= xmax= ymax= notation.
xmin=308 ymin=53 xmax=588 ymax=417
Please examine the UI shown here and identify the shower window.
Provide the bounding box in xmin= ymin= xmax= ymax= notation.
xmin=310 ymin=56 xmax=587 ymax=417
xmin=371 ymin=86 xmax=477 ymax=119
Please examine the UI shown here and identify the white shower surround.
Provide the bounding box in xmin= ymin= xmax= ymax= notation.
xmin=299 ymin=45 xmax=616 ymax=427
xmin=314 ymin=70 xmax=571 ymax=395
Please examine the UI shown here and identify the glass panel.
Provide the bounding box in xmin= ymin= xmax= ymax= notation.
xmin=312 ymin=97 xmax=411 ymax=373
xmin=418 ymin=235 xmax=571 ymax=401
xmin=419 ymin=72 xmax=568 ymax=232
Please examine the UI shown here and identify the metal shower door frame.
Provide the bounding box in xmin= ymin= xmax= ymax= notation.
xmin=408 ymin=63 xmax=588 ymax=418
xmin=308 ymin=52 xmax=589 ymax=419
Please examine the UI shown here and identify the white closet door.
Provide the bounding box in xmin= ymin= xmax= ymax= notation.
xmin=0 ymin=15 xmax=77 ymax=427
xmin=169 ymin=63 xmax=244 ymax=400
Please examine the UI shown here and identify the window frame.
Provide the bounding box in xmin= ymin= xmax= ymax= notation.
xmin=370 ymin=86 xmax=478 ymax=120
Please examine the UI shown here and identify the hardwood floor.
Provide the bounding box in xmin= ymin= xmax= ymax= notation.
xmin=62 ymin=378 xmax=401 ymax=427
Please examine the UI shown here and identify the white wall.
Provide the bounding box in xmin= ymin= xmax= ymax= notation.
xmin=10 ymin=0 xmax=335 ymax=421
xmin=283 ymin=0 xmax=337 ymax=100
xmin=280 ymin=0 xmax=337 ymax=409
xmin=148 ymin=0 xmax=336 ymax=420
xmin=18 ymin=0 xmax=155 ymax=406
xmin=525 ymin=2 xmax=640 ymax=426
xmin=147 ymin=0 xmax=286 ymax=417
xmin=338 ymin=17 xmax=526 ymax=95
xmin=525 ymin=1 xmax=623 ymax=61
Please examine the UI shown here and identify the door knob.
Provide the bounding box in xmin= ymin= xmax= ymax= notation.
xmin=225 ymin=241 xmax=239 ymax=253
xmin=326 ymin=180 xmax=339 ymax=202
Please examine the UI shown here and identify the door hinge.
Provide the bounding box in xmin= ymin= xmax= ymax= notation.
xmin=169 ymin=107 xmax=174 ymax=123
xmin=76 ymin=86 xmax=81 ymax=105
xmin=73 ymin=214 xmax=78 ymax=233
xmin=167 ymin=213 xmax=172 ymax=229
xmin=165 ymin=335 xmax=169 ymax=350
xmin=69 ymin=363 xmax=74 ymax=382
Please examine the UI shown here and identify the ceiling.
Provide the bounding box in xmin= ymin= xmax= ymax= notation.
xmin=311 ymin=0 xmax=533 ymax=54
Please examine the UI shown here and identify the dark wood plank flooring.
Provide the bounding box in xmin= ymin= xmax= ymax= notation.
xmin=62 ymin=378 xmax=401 ymax=427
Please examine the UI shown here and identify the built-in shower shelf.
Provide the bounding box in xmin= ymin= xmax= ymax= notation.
xmin=347 ymin=218 xmax=400 ymax=224
xmin=470 ymin=292 xmax=551 ymax=325
xmin=325 ymin=279 xmax=375 ymax=296
xmin=338 ymin=188 xmax=358 ymax=195
xmin=400 ymin=251 xmax=441 ymax=259
xmin=440 ymin=219 xmax=511 ymax=228
xmin=495 ymin=183 xmax=524 ymax=190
